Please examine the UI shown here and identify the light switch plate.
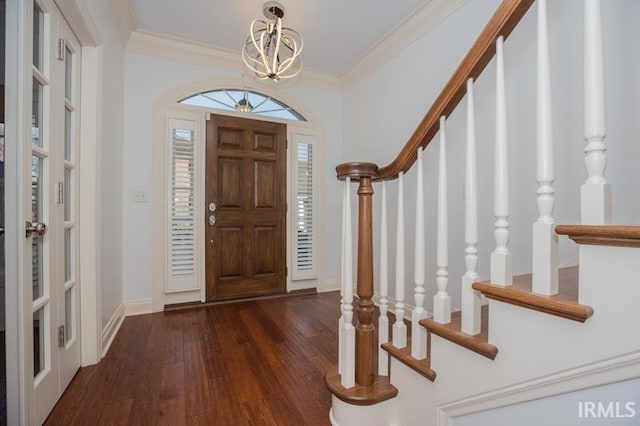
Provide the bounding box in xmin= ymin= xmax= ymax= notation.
xmin=134 ymin=191 xmax=148 ymax=203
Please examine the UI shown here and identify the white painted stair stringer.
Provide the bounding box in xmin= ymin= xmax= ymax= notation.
xmin=331 ymin=245 xmax=640 ymax=425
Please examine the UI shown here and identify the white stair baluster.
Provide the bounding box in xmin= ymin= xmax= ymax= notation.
xmin=341 ymin=177 xmax=355 ymax=388
xmin=461 ymin=79 xmax=481 ymax=335
xmin=339 ymin=177 xmax=346 ymax=376
xmin=378 ymin=182 xmax=390 ymax=375
xmin=532 ymin=0 xmax=559 ymax=296
xmin=434 ymin=117 xmax=451 ymax=324
xmin=582 ymin=0 xmax=611 ymax=224
xmin=393 ymin=172 xmax=407 ymax=348
xmin=412 ymin=148 xmax=427 ymax=358
xmin=491 ymin=36 xmax=513 ymax=287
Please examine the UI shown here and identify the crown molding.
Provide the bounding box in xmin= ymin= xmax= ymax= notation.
xmin=111 ymin=0 xmax=137 ymax=47
xmin=126 ymin=30 xmax=343 ymax=92
xmin=340 ymin=0 xmax=470 ymax=90
xmin=118 ymin=0 xmax=468 ymax=92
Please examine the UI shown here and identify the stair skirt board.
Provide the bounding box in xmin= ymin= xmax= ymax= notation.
xmin=437 ymin=350 xmax=640 ymax=425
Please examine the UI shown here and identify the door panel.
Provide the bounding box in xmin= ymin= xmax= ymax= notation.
xmin=218 ymin=226 xmax=243 ymax=279
xmin=205 ymin=115 xmax=286 ymax=301
xmin=218 ymin=157 xmax=243 ymax=208
xmin=254 ymin=160 xmax=276 ymax=208
xmin=254 ymin=226 xmax=276 ymax=275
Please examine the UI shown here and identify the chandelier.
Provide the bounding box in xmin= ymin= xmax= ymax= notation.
xmin=241 ymin=1 xmax=304 ymax=81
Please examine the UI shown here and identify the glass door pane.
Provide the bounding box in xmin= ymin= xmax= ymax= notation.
xmin=31 ymin=156 xmax=43 ymax=300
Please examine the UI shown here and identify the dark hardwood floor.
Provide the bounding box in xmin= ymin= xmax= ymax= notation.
xmin=45 ymin=291 xmax=341 ymax=425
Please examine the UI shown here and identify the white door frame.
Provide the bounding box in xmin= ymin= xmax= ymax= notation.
xmin=4 ymin=0 xmax=103 ymax=423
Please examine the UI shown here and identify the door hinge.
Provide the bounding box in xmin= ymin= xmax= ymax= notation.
xmin=58 ymin=325 xmax=65 ymax=347
xmin=57 ymin=181 xmax=64 ymax=204
xmin=286 ymin=139 xmax=288 ymax=149
xmin=286 ymin=266 xmax=288 ymax=277
xmin=57 ymin=39 xmax=66 ymax=61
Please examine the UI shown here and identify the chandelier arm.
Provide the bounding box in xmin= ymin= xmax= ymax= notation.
xmin=242 ymin=48 xmax=269 ymax=78
xmin=248 ymin=19 xmax=271 ymax=75
xmin=271 ymin=18 xmax=283 ymax=75
xmin=282 ymin=27 xmax=304 ymax=52
xmin=243 ymin=47 xmax=266 ymax=76
xmin=278 ymin=58 xmax=298 ymax=75
xmin=276 ymin=39 xmax=299 ymax=74
xmin=258 ymin=26 xmax=272 ymax=73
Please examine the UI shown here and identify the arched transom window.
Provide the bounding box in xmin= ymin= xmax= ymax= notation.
xmin=179 ymin=89 xmax=306 ymax=121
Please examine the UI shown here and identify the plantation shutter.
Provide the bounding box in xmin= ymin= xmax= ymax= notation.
xmin=170 ymin=127 xmax=195 ymax=277
xmin=293 ymin=134 xmax=318 ymax=280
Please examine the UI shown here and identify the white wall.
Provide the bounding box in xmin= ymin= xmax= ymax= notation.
xmin=341 ymin=0 xmax=640 ymax=312
xmin=121 ymin=52 xmax=343 ymax=302
xmin=84 ymin=0 xmax=126 ymax=330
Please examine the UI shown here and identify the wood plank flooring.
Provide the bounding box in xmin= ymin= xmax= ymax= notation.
xmin=45 ymin=292 xmax=341 ymax=425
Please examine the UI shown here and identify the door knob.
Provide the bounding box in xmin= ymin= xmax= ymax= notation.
xmin=26 ymin=221 xmax=47 ymax=238
xmin=208 ymin=215 xmax=216 ymax=226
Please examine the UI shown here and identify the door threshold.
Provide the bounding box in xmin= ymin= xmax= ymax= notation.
xmin=163 ymin=288 xmax=318 ymax=312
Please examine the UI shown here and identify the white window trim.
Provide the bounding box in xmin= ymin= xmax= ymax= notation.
xmin=152 ymin=79 xmax=325 ymax=312
xmin=289 ymin=132 xmax=320 ymax=283
xmin=166 ymin=116 xmax=204 ymax=295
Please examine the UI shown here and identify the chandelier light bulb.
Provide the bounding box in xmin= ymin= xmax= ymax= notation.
xmin=242 ymin=2 xmax=303 ymax=81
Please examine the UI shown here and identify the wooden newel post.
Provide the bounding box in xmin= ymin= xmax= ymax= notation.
xmin=336 ymin=162 xmax=379 ymax=388
xmin=356 ymin=175 xmax=375 ymax=386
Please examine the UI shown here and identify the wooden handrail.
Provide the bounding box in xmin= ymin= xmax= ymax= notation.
xmin=337 ymin=0 xmax=535 ymax=182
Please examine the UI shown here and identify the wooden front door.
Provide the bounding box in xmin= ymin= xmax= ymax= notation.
xmin=205 ymin=114 xmax=287 ymax=301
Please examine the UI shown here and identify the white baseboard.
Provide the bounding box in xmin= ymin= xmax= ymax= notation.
xmin=320 ymin=278 xmax=341 ymax=293
xmin=101 ymin=299 xmax=152 ymax=358
xmin=560 ymin=255 xmax=580 ymax=268
xmin=124 ymin=298 xmax=153 ymax=316
xmin=101 ymin=302 xmax=125 ymax=358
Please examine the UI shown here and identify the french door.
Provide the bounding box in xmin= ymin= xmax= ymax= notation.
xmin=29 ymin=1 xmax=81 ymax=423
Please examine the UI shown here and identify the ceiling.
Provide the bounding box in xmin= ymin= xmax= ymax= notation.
xmin=129 ymin=0 xmax=429 ymax=75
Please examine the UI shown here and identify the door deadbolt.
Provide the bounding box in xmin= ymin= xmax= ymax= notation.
xmin=208 ymin=202 xmax=216 ymax=212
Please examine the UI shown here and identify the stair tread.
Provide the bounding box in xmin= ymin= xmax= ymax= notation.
xmin=325 ymin=366 xmax=398 ymax=406
xmin=472 ymin=266 xmax=594 ymax=322
xmin=556 ymin=224 xmax=640 ymax=248
xmin=381 ymin=339 xmax=436 ymax=382
xmin=420 ymin=305 xmax=498 ymax=360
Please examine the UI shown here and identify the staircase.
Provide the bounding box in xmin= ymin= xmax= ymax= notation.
xmin=325 ymin=0 xmax=640 ymax=424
